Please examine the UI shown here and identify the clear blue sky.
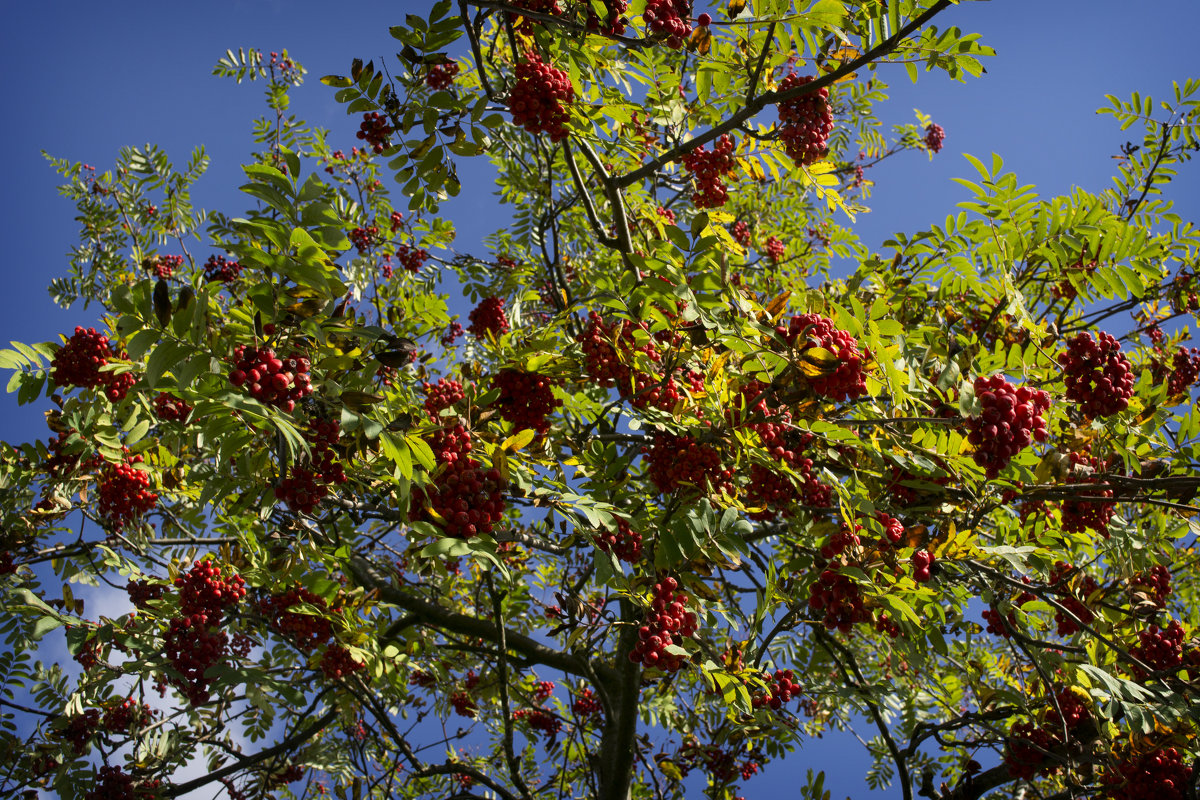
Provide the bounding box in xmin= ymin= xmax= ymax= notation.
xmin=2 ymin=2 xmax=1199 ymax=798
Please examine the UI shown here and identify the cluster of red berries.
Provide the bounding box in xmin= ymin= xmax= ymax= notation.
xmin=45 ymin=430 xmax=101 ymax=478
xmin=53 ymin=327 xmax=133 ymax=400
xmin=440 ymin=322 xmax=465 ymax=347
xmin=426 ymin=61 xmax=459 ymax=90
xmin=203 ymin=255 xmax=242 ymax=283
xmin=508 ymin=53 xmax=574 ymax=142
xmin=102 ymin=697 xmax=154 ymax=734
xmin=676 ymin=740 xmax=762 ymax=787
xmin=585 ymin=0 xmax=628 ymax=34
xmin=1130 ymin=620 xmax=1189 ymax=680
xmin=145 ymin=254 xmax=183 ymax=278
xmin=572 ymin=687 xmax=602 ymax=718
xmin=396 ymin=243 xmax=430 ymax=273
xmin=228 ymin=347 xmax=313 ymax=413
xmin=1058 ymin=331 xmax=1134 ymax=417
xmin=642 ymin=0 xmax=692 ymax=48
xmin=763 ymin=236 xmax=786 ymax=263
xmin=1167 ymin=346 xmax=1200 ymax=395
xmin=594 ymin=518 xmax=644 ymax=562
xmin=1060 ymin=452 xmax=1116 ymax=537
xmin=1048 ymin=561 xmax=1098 ymax=636
xmin=349 ymin=225 xmax=379 ymax=253
xmin=744 ymin=451 xmax=830 ymax=519
xmin=319 ymin=644 xmax=365 ymax=680
xmin=966 ymin=376 xmax=1050 ymax=478
xmin=777 ymin=74 xmax=833 ymax=166
xmin=450 ymin=690 xmax=477 ymax=717
xmin=630 ymin=576 xmax=698 ymax=671
xmin=260 ymin=587 xmax=334 ymax=653
xmin=1130 ymin=564 xmax=1172 ymax=609
xmin=152 ymin=392 xmax=192 ymax=422
xmin=275 ymin=419 xmax=348 ymax=514
xmin=97 ymin=455 xmax=158 ymax=531
xmin=512 ymin=708 xmax=562 ymax=744
xmin=577 ymin=311 xmax=659 ymax=388
xmin=778 ymin=313 xmax=870 ymax=401
xmin=680 ymin=134 xmax=736 ymax=208
xmin=752 ymin=669 xmax=800 ymax=711
xmin=356 ymin=112 xmax=393 ymax=154
xmin=809 ymin=524 xmax=872 ymax=632
xmin=422 ymin=378 xmax=465 ymax=417
xmin=165 ymin=560 xmax=246 ymax=706
xmin=1004 ymin=720 xmax=1060 ymax=779
xmin=1103 ymin=747 xmax=1192 ymax=800
xmin=911 ymin=549 xmax=936 ymax=583
xmin=924 ymin=123 xmax=945 ymax=153
xmin=415 ymin=425 xmax=507 ymax=538
xmin=468 ymin=296 xmax=510 ymax=339
xmin=126 ymin=578 xmax=164 ymax=609
xmin=643 ymin=431 xmax=733 ymax=496
xmin=729 ymin=221 xmax=751 ymax=247
xmin=56 ymin=708 xmax=101 ymax=753
xmin=493 ymin=369 xmax=562 ymax=435
xmin=85 ymin=766 xmax=162 ymax=800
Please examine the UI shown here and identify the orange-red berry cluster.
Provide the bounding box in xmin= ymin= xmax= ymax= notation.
xmin=356 ymin=112 xmax=392 ymax=154
xmin=509 ymin=54 xmax=574 ymax=142
xmin=924 ymin=123 xmax=945 ymax=153
xmin=752 ymin=669 xmax=800 ymax=711
xmin=97 ymin=455 xmax=158 ymax=531
xmin=275 ymin=419 xmax=348 ymax=514
xmin=643 ymin=0 xmax=692 ymax=48
xmin=1059 ymin=331 xmax=1134 ymax=417
xmin=966 ymin=376 xmax=1050 ymax=478
xmin=261 ymin=587 xmax=335 ymax=653
xmin=594 ymin=518 xmax=644 ymax=563
xmin=203 ymin=254 xmax=242 ymax=283
xmin=778 ymin=313 xmax=869 ymax=402
xmin=228 ymin=347 xmax=313 ymax=413
xmin=680 ymin=134 xmax=736 ymax=208
xmin=493 ymin=369 xmax=562 ymax=435
xmin=468 ymin=296 xmax=510 ymax=339
xmin=426 ymin=61 xmax=460 ymax=90
xmin=777 ymin=74 xmax=833 ymax=167
xmin=85 ymin=765 xmax=162 ymax=800
xmin=630 ymin=576 xmax=698 ymax=671
xmin=53 ymin=327 xmax=133 ymax=401
xmin=1103 ymin=747 xmax=1192 ymax=800
xmin=165 ymin=560 xmax=246 ymax=706
xmin=643 ymin=431 xmax=733 ymax=496
xmin=152 ymin=392 xmax=192 ymax=422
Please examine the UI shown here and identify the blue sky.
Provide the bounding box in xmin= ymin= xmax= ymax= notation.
xmin=2 ymin=2 xmax=1199 ymax=798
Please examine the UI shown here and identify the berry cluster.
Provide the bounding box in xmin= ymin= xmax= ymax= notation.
xmin=1060 ymin=452 xmax=1116 ymax=537
xmin=642 ymin=0 xmax=692 ymax=48
xmin=441 ymin=322 xmax=465 ymax=347
xmin=585 ymin=0 xmax=628 ymax=34
xmin=1103 ymin=747 xmax=1192 ymax=800
xmin=966 ymin=376 xmax=1050 ymax=478
xmin=1004 ymin=720 xmax=1060 ymax=779
xmin=85 ymin=766 xmax=162 ymax=800
xmin=1130 ymin=564 xmax=1172 ymax=610
xmin=146 ymin=254 xmax=183 ymax=278
xmin=643 ymin=431 xmax=733 ymax=496
xmin=426 ymin=60 xmax=460 ymax=90
xmin=450 ymin=688 xmax=477 ymax=718
xmin=468 ymin=296 xmax=511 ymax=339
xmin=415 ymin=425 xmax=507 ymax=538
xmin=1167 ymin=346 xmax=1200 ymax=395
xmin=356 ymin=112 xmax=393 ymax=154
xmin=396 ymin=242 xmax=430 ymax=273
xmin=1058 ymin=331 xmax=1134 ymax=417
xmin=572 ymin=687 xmax=602 ymax=718
xmin=577 ymin=312 xmax=659 ymax=388
xmin=228 ymin=347 xmax=313 ymax=413
xmin=349 ymin=225 xmax=379 ymax=253
xmin=777 ymin=74 xmax=833 ymax=167
xmin=763 ymin=236 xmax=786 ymax=263
xmin=777 ymin=313 xmax=870 ymax=401
xmin=924 ymin=123 xmax=945 ymax=153
xmin=319 ymin=644 xmax=365 ymax=680
xmin=126 ymin=579 xmax=164 ymax=609
xmin=260 ymin=586 xmax=334 ymax=653
xmin=56 ymin=708 xmax=100 ymax=753
xmin=508 ymin=54 xmax=575 ymax=142
xmin=422 ymin=378 xmax=465 ymax=417
xmin=53 ymin=327 xmax=133 ymax=400
xmin=752 ymin=669 xmax=800 ymax=711
xmin=594 ymin=518 xmax=644 ymax=563
xmin=97 ymin=455 xmax=158 ymax=531
xmin=680 ymin=134 xmax=736 ymax=208
xmin=730 ymin=220 xmax=751 ymax=246
xmin=203 ymin=255 xmax=242 ymax=283
xmin=102 ymin=697 xmax=154 ymax=734
xmin=275 ymin=419 xmax=348 ymax=514
xmin=630 ymin=576 xmax=698 ymax=671
xmin=152 ymin=392 xmax=192 ymax=422
xmin=512 ymin=708 xmax=562 ymax=744
xmin=493 ymin=369 xmax=562 ymax=436
xmin=809 ymin=524 xmax=872 ymax=632
xmin=1130 ymin=620 xmax=1188 ymax=680
xmin=911 ymin=549 xmax=936 ymax=583
xmin=165 ymin=560 xmax=246 ymax=706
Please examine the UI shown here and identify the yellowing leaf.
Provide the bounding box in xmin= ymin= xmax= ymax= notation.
xmin=492 ymin=446 xmax=510 ymax=483
xmin=737 ymin=156 xmax=766 ymax=183
xmin=726 ymin=0 xmax=748 ymax=18
xmin=797 ymin=346 xmax=840 ymax=378
xmin=687 ymin=26 xmax=712 ymax=55
xmin=764 ymin=291 xmax=792 ymax=322
xmin=502 ymin=429 xmax=536 ymax=453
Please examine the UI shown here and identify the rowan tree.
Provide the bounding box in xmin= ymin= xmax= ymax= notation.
xmin=3 ymin=3 xmax=1200 ymax=800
